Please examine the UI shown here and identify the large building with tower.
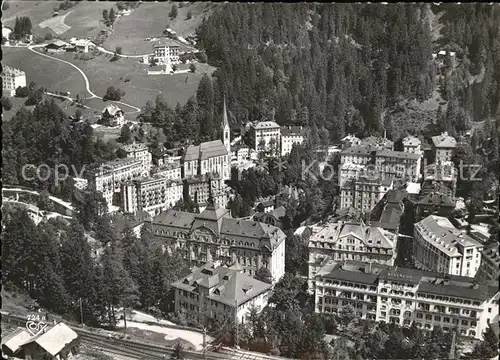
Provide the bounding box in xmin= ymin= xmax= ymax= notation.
xmin=152 ymin=202 xmax=286 ymax=283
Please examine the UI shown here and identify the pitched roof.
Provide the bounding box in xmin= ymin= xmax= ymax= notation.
xmin=252 ymin=121 xmax=280 ymax=130
xmin=220 ymin=218 xmax=285 ymax=249
xmin=46 ymin=40 xmax=70 ymax=48
xmin=281 ymin=126 xmax=307 ymax=137
xmin=183 ymin=140 xmax=228 ymax=162
xmin=102 ymin=104 xmax=123 ymax=116
xmin=21 ymin=323 xmax=78 ymax=357
xmin=154 ymin=209 xmax=196 ymax=229
xmin=310 ymin=221 xmax=395 ymax=250
xmin=402 ymin=135 xmax=421 ymax=147
xmin=431 ymin=132 xmax=457 ymax=148
xmin=417 ymin=281 xmax=497 ymax=302
xmin=1 ymin=327 xmax=32 ymax=355
xmin=417 ymin=192 xmax=456 ymax=208
xmin=376 ymin=150 xmax=421 ymax=161
xmin=316 ymin=260 xmax=499 ymax=302
xmin=172 ymin=265 xmax=272 ymax=306
xmin=415 ymin=215 xmax=482 ymax=257
xmin=341 ymin=145 xmax=377 ymax=156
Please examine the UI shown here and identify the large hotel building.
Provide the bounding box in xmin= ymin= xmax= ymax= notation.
xmin=413 ymin=215 xmax=483 ymax=277
xmin=312 ymin=260 xmax=499 ymax=340
xmin=152 ymin=204 xmax=286 ymax=283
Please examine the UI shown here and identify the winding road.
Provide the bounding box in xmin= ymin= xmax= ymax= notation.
xmin=26 ymin=45 xmax=141 ymax=114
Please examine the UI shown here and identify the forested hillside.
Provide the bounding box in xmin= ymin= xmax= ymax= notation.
xmin=193 ymin=3 xmax=500 ymax=143
xmin=196 ymin=3 xmax=434 ymax=141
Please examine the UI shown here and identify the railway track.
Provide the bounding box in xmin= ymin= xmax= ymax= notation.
xmin=1 ymin=313 xmax=237 ymax=360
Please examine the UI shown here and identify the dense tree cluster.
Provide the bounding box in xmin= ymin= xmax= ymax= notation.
xmin=2 ymin=209 xmax=189 ymax=327
xmin=194 ymin=4 xmax=435 ymax=143
xmin=103 ymin=86 xmax=125 ymax=101
xmin=438 ymin=4 xmax=500 ymax=121
xmin=2 ymin=99 xmax=116 ymax=201
xmin=12 ymin=16 xmax=32 ymax=40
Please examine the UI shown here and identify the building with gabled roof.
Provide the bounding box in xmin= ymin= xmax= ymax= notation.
xmin=182 ymin=101 xmax=231 ymax=181
xmin=248 ymin=121 xmax=281 ymax=154
xmin=172 ymin=263 xmax=272 ymax=323
xmin=101 ymin=104 xmax=125 ymax=127
xmin=413 ymin=215 xmax=483 ymax=277
xmin=2 ymin=323 xmax=79 ymax=360
xmin=153 ymin=202 xmax=286 ymax=283
xmin=431 ymin=132 xmax=457 ymax=163
xmin=308 ymin=220 xmax=397 ymax=289
xmin=416 ymin=191 xmax=456 ymax=221
xmin=402 ymin=135 xmax=422 ymax=154
xmin=312 ymin=260 xmax=499 ymax=339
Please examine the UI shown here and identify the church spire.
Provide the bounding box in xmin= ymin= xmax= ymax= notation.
xmin=223 ymin=95 xmax=229 ymax=129
xmin=221 ymin=95 xmax=231 ymax=155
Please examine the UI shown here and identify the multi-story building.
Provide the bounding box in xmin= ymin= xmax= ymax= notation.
xmin=88 ymin=158 xmax=143 ymax=209
xmin=340 ymin=176 xmax=394 ymax=212
xmin=152 ymin=40 xmax=180 ymax=64
xmin=340 ymin=145 xmax=376 ymax=166
xmin=151 ymin=162 xmax=182 ymax=181
xmin=374 ymin=150 xmax=421 ymax=183
xmin=2 ymin=65 xmax=26 ymax=97
xmin=185 ymin=174 xmax=228 ymax=209
xmin=431 ymin=132 xmax=457 ymax=163
xmin=308 ymin=220 xmax=397 ymax=289
xmin=476 ymin=242 xmax=500 ymax=281
xmin=339 ymin=163 xmax=365 ymax=187
xmin=171 ymin=263 xmax=272 ymax=323
xmin=402 ymin=135 xmax=422 ymax=155
xmin=248 ymin=121 xmax=281 ymax=154
xmin=413 ymin=215 xmax=483 ymax=277
xmin=121 ymin=176 xmax=183 ymax=216
xmin=280 ymin=126 xmax=307 ymax=156
xmin=151 ymin=147 xmax=183 ymax=167
xmin=313 ymin=260 xmax=499 ymax=340
xmin=119 ymin=142 xmax=152 ymax=176
xmin=152 ymin=204 xmax=286 ymax=283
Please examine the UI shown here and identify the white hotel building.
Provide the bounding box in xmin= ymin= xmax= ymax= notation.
xmin=313 ymin=260 xmax=499 ymax=340
xmin=119 ymin=143 xmax=153 ymax=176
xmin=413 ymin=215 xmax=483 ymax=277
xmin=2 ymin=65 xmax=26 ymax=97
xmin=88 ymin=158 xmax=143 ymax=209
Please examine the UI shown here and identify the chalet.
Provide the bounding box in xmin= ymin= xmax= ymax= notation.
xmin=101 ymin=104 xmax=125 ymax=127
xmin=2 ymin=323 xmax=79 ymax=360
xmin=44 ymin=40 xmax=70 ymax=53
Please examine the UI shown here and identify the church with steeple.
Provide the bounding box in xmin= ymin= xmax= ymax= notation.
xmin=181 ymin=97 xmax=232 ymax=209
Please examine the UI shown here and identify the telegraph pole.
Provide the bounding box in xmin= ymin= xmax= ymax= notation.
xmin=203 ymin=327 xmax=207 ymax=360
xmin=234 ymin=298 xmax=239 ymax=349
xmin=448 ymin=331 xmax=456 ymax=360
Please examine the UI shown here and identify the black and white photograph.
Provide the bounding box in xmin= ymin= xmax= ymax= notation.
xmin=1 ymin=1 xmax=499 ymax=359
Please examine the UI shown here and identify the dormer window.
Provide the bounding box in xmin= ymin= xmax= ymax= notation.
xmin=214 ymin=289 xmax=220 ymax=295
xmin=183 ymin=278 xmax=189 ymax=284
